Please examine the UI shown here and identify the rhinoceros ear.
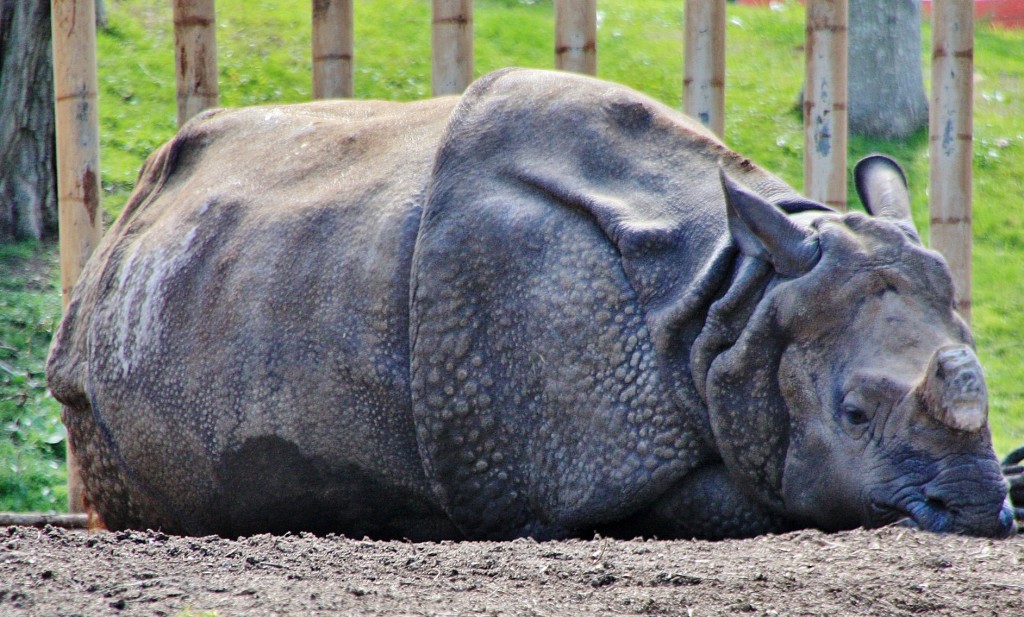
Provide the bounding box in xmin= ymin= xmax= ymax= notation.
xmin=720 ymin=168 xmax=821 ymax=277
xmin=854 ymin=155 xmax=919 ymax=238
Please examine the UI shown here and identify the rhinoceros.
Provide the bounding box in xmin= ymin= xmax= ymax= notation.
xmin=47 ymin=68 xmax=1015 ymax=540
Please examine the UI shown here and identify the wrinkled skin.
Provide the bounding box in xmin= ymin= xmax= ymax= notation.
xmin=47 ymin=69 xmax=1015 ymax=540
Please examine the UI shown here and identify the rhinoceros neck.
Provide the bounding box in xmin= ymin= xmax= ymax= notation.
xmin=639 ymin=243 xmax=775 ymax=452
xmin=689 ymin=255 xmax=777 ymax=405
xmin=693 ymin=255 xmax=798 ymax=513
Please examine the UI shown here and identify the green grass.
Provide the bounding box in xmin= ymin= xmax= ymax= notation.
xmin=2 ymin=0 xmax=1022 ymax=511
xmin=0 ymin=242 xmax=66 ymax=511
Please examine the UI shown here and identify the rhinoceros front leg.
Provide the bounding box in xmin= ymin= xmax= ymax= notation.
xmin=601 ymin=464 xmax=794 ymax=540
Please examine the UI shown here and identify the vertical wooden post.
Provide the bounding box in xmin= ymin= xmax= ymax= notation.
xmin=173 ymin=0 xmax=218 ymax=126
xmin=312 ymin=0 xmax=354 ymax=99
xmin=432 ymin=0 xmax=473 ymax=95
xmin=51 ymin=0 xmax=104 ymax=514
xmin=930 ymin=0 xmax=974 ymax=321
xmin=683 ymin=0 xmax=726 ymax=137
xmin=555 ymin=0 xmax=596 ymax=75
xmin=803 ymin=0 xmax=848 ymax=211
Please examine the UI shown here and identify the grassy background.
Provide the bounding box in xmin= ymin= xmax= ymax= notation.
xmin=2 ymin=0 xmax=1022 ymax=511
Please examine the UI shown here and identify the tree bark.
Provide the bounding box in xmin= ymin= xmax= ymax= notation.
xmin=848 ymin=0 xmax=928 ymax=138
xmin=0 ymin=0 xmax=57 ymax=241
xmin=96 ymin=0 xmax=107 ymax=30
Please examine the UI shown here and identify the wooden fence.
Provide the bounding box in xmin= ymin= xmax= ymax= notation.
xmin=50 ymin=0 xmax=975 ymax=513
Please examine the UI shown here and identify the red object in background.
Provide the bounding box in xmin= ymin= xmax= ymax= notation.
xmin=735 ymin=0 xmax=1024 ymax=29
xmin=922 ymin=0 xmax=1024 ymax=28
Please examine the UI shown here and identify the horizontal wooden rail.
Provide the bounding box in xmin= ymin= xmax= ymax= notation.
xmin=0 ymin=512 xmax=88 ymax=529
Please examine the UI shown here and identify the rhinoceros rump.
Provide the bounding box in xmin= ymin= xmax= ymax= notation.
xmin=47 ymin=68 xmax=1015 ymax=540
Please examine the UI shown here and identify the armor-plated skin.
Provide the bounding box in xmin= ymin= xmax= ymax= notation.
xmin=48 ymin=69 xmax=1014 ymax=540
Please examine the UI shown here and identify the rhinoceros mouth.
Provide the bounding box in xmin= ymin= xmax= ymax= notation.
xmin=868 ymin=495 xmax=956 ymax=533
xmin=887 ymin=499 xmax=955 ymax=533
xmin=869 ymin=500 xmax=923 ymax=530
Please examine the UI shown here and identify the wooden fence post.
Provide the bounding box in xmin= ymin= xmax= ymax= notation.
xmin=173 ymin=0 xmax=218 ymax=126
xmin=803 ymin=0 xmax=848 ymax=211
xmin=555 ymin=0 xmax=596 ymax=75
xmin=683 ymin=0 xmax=726 ymax=137
xmin=312 ymin=0 xmax=354 ymax=99
xmin=432 ymin=0 xmax=473 ymax=95
xmin=930 ymin=0 xmax=974 ymax=322
xmin=51 ymin=0 xmax=104 ymax=514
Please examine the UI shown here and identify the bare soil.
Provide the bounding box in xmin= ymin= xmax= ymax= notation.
xmin=2 ymin=525 xmax=1023 ymax=616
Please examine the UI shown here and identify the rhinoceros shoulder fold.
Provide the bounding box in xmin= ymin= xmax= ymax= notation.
xmin=407 ymin=69 xmax=817 ymax=537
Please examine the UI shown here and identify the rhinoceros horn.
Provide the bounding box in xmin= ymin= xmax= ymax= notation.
xmin=919 ymin=345 xmax=989 ymax=433
xmin=854 ymin=155 xmax=915 ymax=228
xmin=719 ymin=168 xmax=821 ymax=277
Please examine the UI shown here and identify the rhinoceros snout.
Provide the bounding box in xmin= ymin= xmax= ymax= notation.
xmin=872 ymin=451 xmax=1014 ymax=538
xmin=888 ymin=474 xmax=1014 ymax=537
xmin=889 ymin=496 xmax=1014 ymax=538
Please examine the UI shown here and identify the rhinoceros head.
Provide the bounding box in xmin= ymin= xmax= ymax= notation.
xmin=703 ymin=155 xmax=1014 ymax=537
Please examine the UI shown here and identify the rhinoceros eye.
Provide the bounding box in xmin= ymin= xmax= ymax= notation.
xmin=838 ymin=388 xmax=876 ymax=436
xmin=841 ymin=404 xmax=870 ymax=426
xmin=839 ymin=374 xmax=906 ymax=437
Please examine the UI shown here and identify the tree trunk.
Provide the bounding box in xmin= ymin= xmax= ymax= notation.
xmin=96 ymin=0 xmax=107 ymax=30
xmin=848 ymin=0 xmax=928 ymax=138
xmin=0 ymin=0 xmax=57 ymax=241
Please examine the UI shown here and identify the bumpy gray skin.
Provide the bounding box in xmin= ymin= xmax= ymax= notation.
xmin=47 ymin=69 xmax=1014 ymax=540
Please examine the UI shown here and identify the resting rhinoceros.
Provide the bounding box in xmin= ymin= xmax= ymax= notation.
xmin=47 ymin=68 xmax=1015 ymax=540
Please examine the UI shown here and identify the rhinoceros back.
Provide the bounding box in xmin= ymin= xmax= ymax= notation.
xmin=48 ymin=97 xmax=461 ymax=537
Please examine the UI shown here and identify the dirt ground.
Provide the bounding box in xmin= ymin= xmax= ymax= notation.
xmin=2 ymin=525 xmax=1022 ymax=616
